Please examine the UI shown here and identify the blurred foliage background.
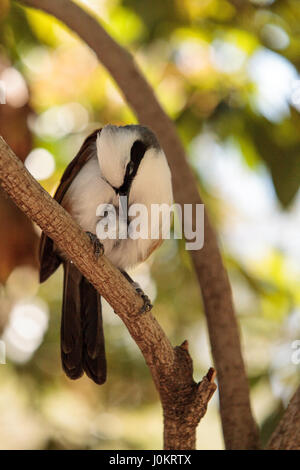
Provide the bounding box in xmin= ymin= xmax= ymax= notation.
xmin=0 ymin=0 xmax=299 ymax=450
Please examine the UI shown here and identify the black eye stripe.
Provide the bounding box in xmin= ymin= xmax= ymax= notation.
xmin=116 ymin=140 xmax=148 ymax=196
xmin=130 ymin=140 xmax=147 ymax=167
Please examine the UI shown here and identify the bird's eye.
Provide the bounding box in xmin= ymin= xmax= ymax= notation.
xmin=127 ymin=161 xmax=134 ymax=175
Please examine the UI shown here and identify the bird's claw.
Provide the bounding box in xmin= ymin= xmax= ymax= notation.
xmin=119 ymin=271 xmax=153 ymax=314
xmin=136 ymin=287 xmax=153 ymax=314
xmin=86 ymin=231 xmax=104 ymax=258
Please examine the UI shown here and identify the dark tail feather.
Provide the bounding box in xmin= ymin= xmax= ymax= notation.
xmin=61 ymin=262 xmax=84 ymax=380
xmin=61 ymin=263 xmax=107 ymax=384
xmin=81 ymin=277 xmax=107 ymax=385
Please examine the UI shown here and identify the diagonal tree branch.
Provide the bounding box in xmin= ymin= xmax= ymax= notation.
xmin=0 ymin=136 xmax=216 ymax=450
xmin=267 ymin=386 xmax=300 ymax=450
xmin=17 ymin=0 xmax=259 ymax=449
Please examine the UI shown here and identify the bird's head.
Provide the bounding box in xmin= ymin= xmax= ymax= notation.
xmin=96 ymin=124 xmax=160 ymax=195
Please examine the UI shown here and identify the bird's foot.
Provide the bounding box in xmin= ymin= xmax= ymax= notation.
xmin=133 ymin=283 xmax=153 ymax=314
xmin=120 ymin=270 xmax=153 ymax=314
xmin=86 ymin=232 xmax=104 ymax=259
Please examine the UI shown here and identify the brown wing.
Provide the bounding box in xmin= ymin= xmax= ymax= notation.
xmin=39 ymin=128 xmax=102 ymax=282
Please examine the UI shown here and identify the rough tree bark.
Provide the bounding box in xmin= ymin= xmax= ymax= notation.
xmin=267 ymin=386 xmax=300 ymax=450
xmin=0 ymin=136 xmax=216 ymax=450
xmin=18 ymin=0 xmax=259 ymax=450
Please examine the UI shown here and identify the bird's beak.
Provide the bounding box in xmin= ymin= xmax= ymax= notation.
xmin=119 ymin=193 xmax=128 ymax=220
